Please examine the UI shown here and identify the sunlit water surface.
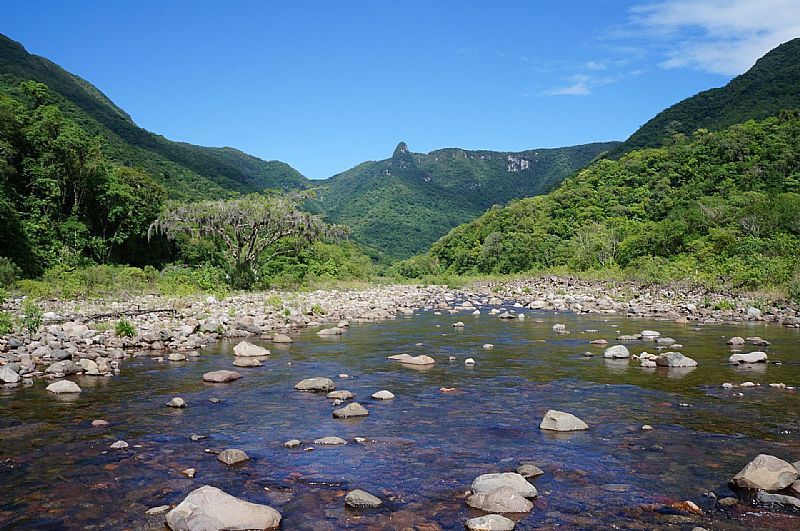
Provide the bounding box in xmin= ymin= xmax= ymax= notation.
xmin=1 ymin=308 xmax=799 ymax=529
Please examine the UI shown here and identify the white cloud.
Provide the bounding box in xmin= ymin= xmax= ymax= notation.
xmin=630 ymin=0 xmax=800 ymax=75
xmin=544 ymin=74 xmax=592 ymax=96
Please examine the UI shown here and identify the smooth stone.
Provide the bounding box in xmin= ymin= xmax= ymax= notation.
xmin=756 ymin=491 xmax=800 ymax=508
xmin=727 ymin=336 xmax=745 ymax=346
xmin=467 ymin=486 xmax=534 ymax=513
xmin=217 ymin=448 xmax=250 ymax=465
xmin=294 ymin=377 xmax=336 ymax=392
xmin=165 ymin=485 xmax=281 ymax=530
xmin=313 ymin=436 xmax=347 ymax=445
xmin=344 ymin=489 xmax=382 ymax=508
xmin=91 ymin=419 xmax=109 ymax=427
xmin=642 ymin=424 xmax=654 ymax=431
xmin=453 ymin=321 xmax=465 ymax=327
xmin=656 ymin=351 xmax=698 ymax=367
xmin=167 ymin=353 xmax=186 ymax=362
xmin=284 ymin=439 xmax=301 ymax=448
xmin=233 ymin=341 xmax=270 ymax=357
xmin=471 ymin=472 xmax=537 ymax=497
xmin=539 ymin=409 xmax=589 ymax=431
xmin=167 ymin=397 xmax=187 ymax=408
xmin=603 ymin=345 xmax=630 ymax=359
xmin=272 ymin=333 xmax=293 ymax=343
xmin=46 ymin=380 xmax=82 ymax=394
xmin=388 ymin=353 xmax=435 ymax=365
xmin=233 ymin=357 xmax=262 ymax=367
xmin=333 ymin=402 xmax=369 ymax=418
xmin=729 ymin=351 xmax=768 ymax=364
xmin=731 ymin=454 xmax=799 ymax=491
xmin=146 ymin=505 xmax=171 ymax=515
xmin=718 ymin=497 xmax=739 ymax=506
xmin=110 ymin=440 xmax=128 ymax=449
xmin=371 ymin=390 xmax=395 ymax=400
xmin=641 ymin=330 xmax=661 ymax=339
xmin=516 ymin=464 xmax=544 ymax=478
xmin=317 ymin=327 xmax=343 ymax=336
xmin=182 ymin=468 xmax=196 ymax=478
xmin=465 ymin=514 xmax=516 ymax=531
xmin=327 ymin=390 xmax=354 ymax=400
xmin=0 ymin=366 xmax=20 ymax=384
xmin=483 ymin=344 xmax=494 ymax=350
xmin=202 ymin=370 xmax=242 ymax=383
xmin=465 ymin=357 xmax=476 ymax=365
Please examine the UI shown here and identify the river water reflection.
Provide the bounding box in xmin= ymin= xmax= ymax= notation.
xmin=1 ymin=308 xmax=799 ymax=529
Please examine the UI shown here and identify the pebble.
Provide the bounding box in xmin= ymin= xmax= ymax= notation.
xmin=284 ymin=439 xmax=301 ymax=448
xmin=91 ymin=419 xmax=109 ymax=427
xmin=182 ymin=468 xmax=196 ymax=478
xmin=465 ymin=358 xmax=476 ymax=365
xmin=217 ymin=448 xmax=250 ymax=465
xmin=110 ymin=440 xmax=129 ymax=449
xmin=166 ymin=397 xmax=186 ymax=408
xmin=371 ymin=390 xmax=395 ymax=400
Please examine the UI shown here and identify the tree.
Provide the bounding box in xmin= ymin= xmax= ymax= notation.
xmin=149 ymin=192 xmax=344 ymax=288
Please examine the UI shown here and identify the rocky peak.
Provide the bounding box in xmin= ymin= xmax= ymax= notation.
xmin=393 ymin=141 xmax=409 ymax=157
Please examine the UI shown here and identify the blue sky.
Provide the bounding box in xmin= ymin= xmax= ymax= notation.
xmin=2 ymin=0 xmax=798 ymax=179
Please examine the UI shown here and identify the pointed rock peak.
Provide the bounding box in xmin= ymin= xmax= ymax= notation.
xmin=393 ymin=141 xmax=409 ymax=157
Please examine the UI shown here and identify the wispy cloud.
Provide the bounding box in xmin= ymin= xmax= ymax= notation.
xmin=629 ymin=0 xmax=800 ymax=75
xmin=544 ymin=74 xmax=593 ymax=96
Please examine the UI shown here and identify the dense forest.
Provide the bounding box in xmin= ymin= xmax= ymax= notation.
xmin=401 ymin=112 xmax=800 ymax=294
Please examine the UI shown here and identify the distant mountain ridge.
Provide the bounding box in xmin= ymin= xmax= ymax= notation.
xmin=610 ymin=37 xmax=800 ymax=157
xmin=310 ymin=140 xmax=619 ymax=258
xmin=0 ymin=33 xmax=309 ymax=199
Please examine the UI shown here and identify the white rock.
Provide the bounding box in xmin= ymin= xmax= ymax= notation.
xmin=465 ymin=358 xmax=476 ymax=365
xmin=471 ymin=472 xmax=537 ymax=498
xmin=603 ymin=345 xmax=630 ymax=359
xmin=165 ymin=485 xmax=281 ymax=530
xmin=465 ymin=514 xmax=516 ymax=531
xmin=729 ymin=352 xmax=768 ymax=364
xmin=234 ymin=341 xmax=270 ymax=357
xmin=371 ymin=390 xmax=395 ymax=400
xmin=46 ymin=380 xmax=82 ymax=394
xmin=539 ymin=409 xmax=589 ymax=432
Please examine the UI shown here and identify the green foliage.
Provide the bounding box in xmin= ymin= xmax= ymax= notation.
xmin=424 ymin=113 xmax=800 ymax=292
xmin=310 ymin=141 xmax=618 ymax=259
xmin=612 ymin=38 xmax=800 ymax=157
xmin=114 ymin=318 xmax=136 ymax=338
xmin=0 ymin=311 xmax=12 ymax=335
xmin=310 ymin=304 xmax=326 ymax=315
xmin=0 ymin=257 xmax=19 ymax=287
xmin=20 ymin=298 xmax=42 ymax=337
xmin=788 ymin=276 xmax=800 ymax=303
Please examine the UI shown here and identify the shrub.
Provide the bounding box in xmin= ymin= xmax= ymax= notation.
xmin=20 ymin=298 xmax=42 ymax=338
xmin=114 ymin=318 xmax=136 ymax=338
xmin=0 ymin=311 xmax=13 ymax=335
xmin=0 ymin=257 xmax=20 ymax=287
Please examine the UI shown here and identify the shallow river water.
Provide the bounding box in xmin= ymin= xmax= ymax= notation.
xmin=1 ymin=307 xmax=799 ymax=530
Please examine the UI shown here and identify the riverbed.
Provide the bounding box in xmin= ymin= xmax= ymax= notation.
xmin=1 ymin=307 xmax=799 ymax=529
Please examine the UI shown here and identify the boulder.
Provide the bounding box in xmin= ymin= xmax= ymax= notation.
xmin=233 ymin=341 xmax=270 ymax=357
xmin=284 ymin=439 xmax=301 ymax=448
xmin=372 ymin=390 xmax=395 ymax=400
xmin=539 ymin=410 xmax=588 ymax=432
xmin=165 ymin=485 xmax=281 ymax=530
xmin=317 ymin=327 xmax=343 ymax=336
xmin=729 ymin=352 xmax=768 ymax=364
xmin=45 ymin=360 xmax=81 ymax=375
xmin=294 ymin=377 xmax=336 ymax=392
xmin=471 ymin=472 xmax=537 ymax=498
xmin=388 ymin=353 xmax=435 ymax=365
xmin=233 ymin=357 xmax=262 ymax=367
xmin=272 ymin=334 xmax=293 ymax=343
xmin=603 ymin=345 xmax=630 ymax=359
xmin=465 ymin=514 xmax=516 ymax=531
xmin=0 ymin=366 xmax=20 ymax=384
xmin=756 ymin=491 xmax=800 ymax=508
xmin=731 ymin=454 xmax=798 ymax=491
xmin=344 ymin=489 xmax=382 ymax=508
xmin=327 ymin=390 xmax=354 ymax=400
xmin=203 ymin=370 xmax=242 ymax=383
xmin=727 ymin=336 xmax=745 ymax=346
xmin=217 ymin=448 xmax=250 ymax=466
xmin=655 ymin=352 xmax=698 ymax=368
xmin=467 ymin=486 xmax=534 ymax=513
xmin=641 ymin=330 xmax=661 ymax=339
xmin=167 ymin=397 xmax=187 ymax=408
xmin=516 ymin=464 xmax=544 ymax=478
xmin=313 ymin=436 xmax=347 ymax=445
xmin=167 ymin=353 xmax=186 ymax=362
xmin=46 ymin=380 xmax=82 ymax=394
xmin=333 ymin=402 xmax=369 ymax=418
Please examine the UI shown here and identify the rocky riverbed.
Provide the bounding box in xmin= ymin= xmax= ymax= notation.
xmin=1 ymin=277 xmax=799 ymax=529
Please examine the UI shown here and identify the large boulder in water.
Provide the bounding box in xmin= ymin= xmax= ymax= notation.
xmin=655 ymin=352 xmax=698 ymax=367
xmin=46 ymin=380 xmax=82 ymax=394
xmin=465 ymin=514 xmax=516 ymax=531
xmin=539 ymin=410 xmax=588 ymax=431
xmin=202 ymin=370 xmax=242 ymax=383
xmin=729 ymin=351 xmax=768 ymax=364
xmin=165 ymin=485 xmax=281 ymax=530
xmin=233 ymin=341 xmax=270 ymax=357
xmin=294 ymin=377 xmax=335 ymax=392
xmin=387 ymin=353 xmax=435 ymax=365
xmin=731 ymin=454 xmax=799 ymax=491
xmin=332 ymin=402 xmax=369 ymax=418
xmin=471 ymin=472 xmax=537 ymax=498
xmin=603 ymin=345 xmax=630 ymax=359
xmin=467 ymin=486 xmax=533 ymax=513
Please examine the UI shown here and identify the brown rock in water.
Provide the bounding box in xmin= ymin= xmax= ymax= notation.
xmin=202 ymin=370 xmax=242 ymax=383
xmin=731 ymin=454 xmax=798 ymax=491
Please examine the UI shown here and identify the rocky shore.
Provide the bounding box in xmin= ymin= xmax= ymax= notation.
xmin=1 ymin=276 xmax=799 ymax=387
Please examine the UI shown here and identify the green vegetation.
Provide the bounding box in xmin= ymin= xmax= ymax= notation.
xmin=0 ymin=34 xmax=308 ymax=200
xmin=310 ymin=141 xmax=619 ymax=259
xmin=610 ymin=37 xmax=800 ymax=158
xmin=19 ymin=298 xmax=42 ymax=338
xmin=409 ymin=113 xmax=800 ymax=293
xmin=114 ymin=318 xmax=136 ymax=338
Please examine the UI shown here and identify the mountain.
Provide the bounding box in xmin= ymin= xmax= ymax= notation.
xmin=610 ymin=37 xmax=800 ymax=158
xmin=310 ymin=140 xmax=619 ymax=259
xmin=0 ymin=33 xmax=308 ymax=200
xmin=419 ymin=112 xmax=800 ymax=291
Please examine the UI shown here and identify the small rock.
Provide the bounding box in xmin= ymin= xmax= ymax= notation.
xmin=471 ymin=472 xmax=537 ymax=498
xmin=165 ymin=485 xmax=281 ymax=530
xmin=756 ymin=491 xmax=800 ymax=508
xmin=727 ymin=336 xmax=745 ymax=346
xmin=718 ymin=497 xmax=738 ymax=506
xmin=655 ymin=351 xmax=698 ymax=367
xmin=515 ymin=464 xmax=544 ymax=478
xmin=371 ymin=390 xmax=395 ymax=400
xmin=166 ymin=397 xmax=187 ymax=408
xmin=729 ymin=352 xmax=768 ymax=364
xmin=333 ymin=402 xmax=369 ymax=418
xmin=295 ymin=377 xmax=336 ymax=392
xmin=344 ymin=489 xmax=382 ymax=508
xmin=327 ymin=390 xmax=354 ymax=400
xmin=234 ymin=340 xmax=270 ymax=357
xmin=539 ymin=409 xmax=589 ymax=432
xmin=603 ymin=345 xmax=630 ymax=359
xmin=46 ymin=380 xmax=82 ymax=394
xmin=217 ymin=448 xmax=250 ymax=465
xmin=91 ymin=419 xmax=109 ymax=427
xmin=233 ymin=357 xmax=262 ymax=367
xmin=202 ymin=370 xmax=242 ymax=383
xmin=388 ymin=353 xmax=435 ymax=365
xmin=284 ymin=439 xmax=301 ymax=448
xmin=110 ymin=440 xmax=129 ymax=449
xmin=465 ymin=514 xmax=516 ymax=531
xmin=146 ymin=505 xmax=171 ymax=515
xmin=182 ymin=468 xmax=196 ymax=478
xmin=453 ymin=321 xmax=465 ymax=328
xmin=483 ymin=344 xmax=494 ymax=350
xmin=467 ymin=486 xmax=533 ymax=513
xmin=642 ymin=424 xmax=654 ymax=431
xmin=313 ymin=436 xmax=347 ymax=445
xmin=272 ymin=333 xmax=293 ymax=343
xmin=167 ymin=353 xmax=186 ymax=362
xmin=465 ymin=358 xmax=476 ymax=365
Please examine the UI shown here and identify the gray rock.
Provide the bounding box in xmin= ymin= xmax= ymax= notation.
xmin=217 ymin=448 xmax=250 ymax=465
xmin=167 ymin=397 xmax=187 ymax=408
xmin=516 ymin=464 xmax=544 ymax=478
xmin=317 ymin=327 xmax=343 ymax=336
xmin=50 ymin=349 xmax=72 ymax=361
xmin=167 ymin=353 xmax=186 ymax=362
xmin=717 ymin=496 xmax=738 ymax=507
xmin=727 ymin=336 xmax=745 ymax=346
xmin=284 ymin=439 xmax=301 ymax=448
xmin=539 ymin=409 xmax=588 ymax=431
xmin=471 ymin=472 xmax=537 ymax=497
xmin=387 ymin=353 xmax=435 ymax=365
xmin=313 ymin=436 xmax=347 ymax=445
xmin=272 ymin=333 xmax=293 ymax=343
xmin=233 ymin=341 xmax=270 ymax=357
xmin=295 ymin=377 xmax=336 ymax=392
xmin=729 ymin=351 xmax=768 ymax=364
xmin=371 ymin=390 xmax=395 ymax=400
xmin=203 ymin=370 xmax=242 ymax=383
xmin=655 ymin=352 xmax=698 ymax=367
xmin=45 ymin=360 xmax=81 ymax=375
xmin=333 ymin=402 xmax=369 ymax=418
xmin=165 ymin=485 xmax=281 ymax=530
xmin=467 ymin=486 xmax=534 ymax=513
xmin=146 ymin=505 xmax=171 ymax=515
xmin=756 ymin=491 xmax=800 ymax=508
xmin=0 ymin=365 xmax=20 ymax=383
xmin=233 ymin=357 xmax=262 ymax=367
xmin=110 ymin=440 xmax=128 ymax=449
xmin=603 ymin=345 xmax=630 ymax=359
xmin=731 ymin=454 xmax=798 ymax=491
xmin=327 ymin=390 xmax=354 ymax=400
xmin=465 ymin=514 xmax=516 ymax=531
xmin=46 ymin=380 xmax=82 ymax=394
xmin=344 ymin=489 xmax=382 ymax=508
